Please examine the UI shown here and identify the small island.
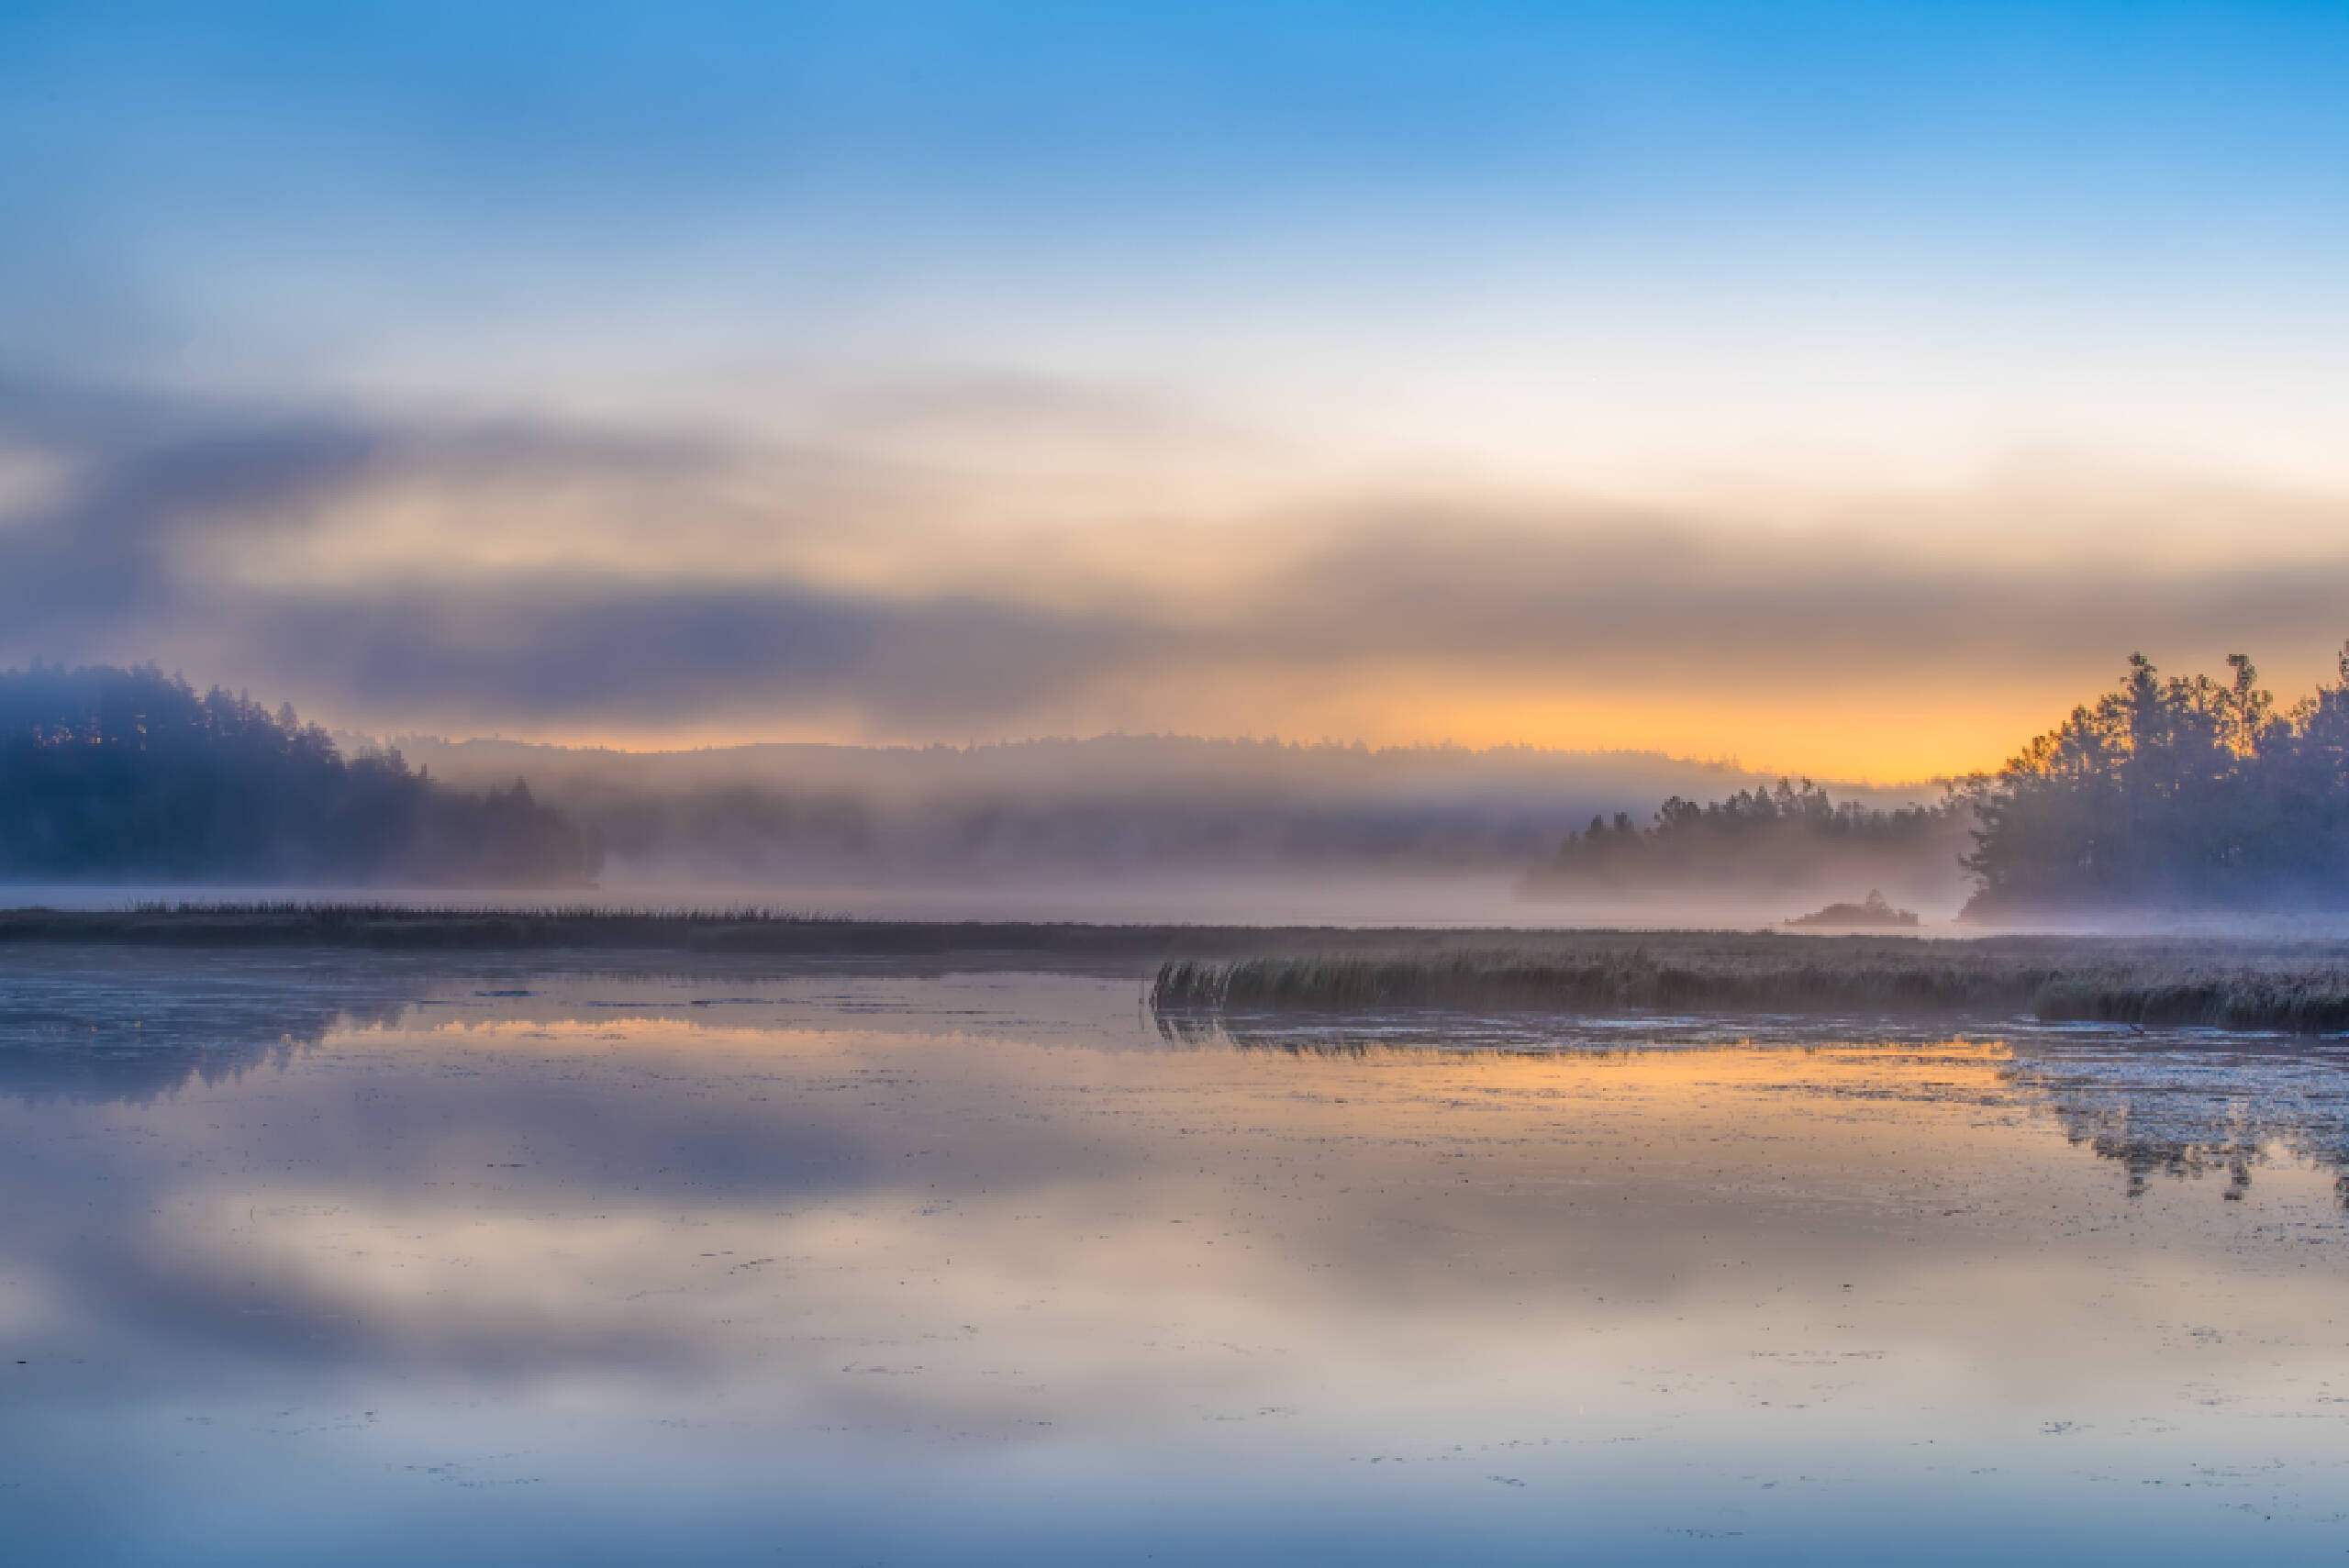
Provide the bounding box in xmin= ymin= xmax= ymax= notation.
xmin=1785 ymin=890 xmax=1920 ymax=929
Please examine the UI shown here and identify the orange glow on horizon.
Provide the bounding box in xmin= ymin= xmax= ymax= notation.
xmin=376 ymin=681 xmax=2080 ymax=787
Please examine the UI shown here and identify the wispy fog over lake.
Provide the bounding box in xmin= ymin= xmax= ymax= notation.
xmin=6 ymin=949 xmax=2347 ymax=1564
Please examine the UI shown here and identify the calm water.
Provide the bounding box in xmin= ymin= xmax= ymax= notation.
xmin=5 ymin=949 xmax=2349 ymax=1564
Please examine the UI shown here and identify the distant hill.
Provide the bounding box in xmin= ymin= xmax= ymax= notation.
xmin=374 ymin=732 xmax=1942 ymax=884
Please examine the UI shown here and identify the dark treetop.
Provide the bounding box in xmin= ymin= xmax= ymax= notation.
xmin=1532 ymin=642 xmax=2349 ymax=915
xmin=1960 ymin=647 xmax=2349 ymax=914
xmin=0 ymin=663 xmax=599 ymax=885
xmin=1530 ymin=775 xmax=1966 ymax=903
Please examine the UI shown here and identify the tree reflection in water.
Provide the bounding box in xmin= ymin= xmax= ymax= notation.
xmin=1162 ymin=1003 xmax=2349 ymax=1205
xmin=0 ymin=951 xmax=435 ymax=1103
xmin=12 ymin=964 xmax=2347 ymax=1208
xmin=2008 ymin=1038 xmax=2349 ymax=1204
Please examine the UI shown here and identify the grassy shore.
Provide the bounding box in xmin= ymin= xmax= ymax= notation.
xmin=0 ymin=902 xmax=1252 ymax=961
xmin=1152 ymin=942 xmax=2349 ymax=1032
xmin=0 ymin=902 xmax=1654 ymax=962
xmin=7 ymin=903 xmax=2349 ymax=1030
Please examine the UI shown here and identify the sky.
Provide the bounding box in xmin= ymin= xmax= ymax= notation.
xmin=4 ymin=0 xmax=2347 ymax=780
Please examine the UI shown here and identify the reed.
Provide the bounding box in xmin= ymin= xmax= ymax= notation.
xmin=12 ymin=905 xmax=2349 ymax=1029
xmin=1152 ymin=947 xmax=2349 ymax=1032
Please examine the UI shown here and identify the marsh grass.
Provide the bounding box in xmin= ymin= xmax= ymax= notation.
xmin=11 ymin=904 xmax=2349 ymax=1029
xmin=1152 ymin=944 xmax=2349 ymax=1033
xmin=131 ymin=900 xmax=853 ymax=923
xmin=0 ymin=902 xmax=1364 ymax=960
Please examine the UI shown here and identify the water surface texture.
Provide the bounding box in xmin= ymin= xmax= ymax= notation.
xmin=5 ymin=950 xmax=2348 ymax=1564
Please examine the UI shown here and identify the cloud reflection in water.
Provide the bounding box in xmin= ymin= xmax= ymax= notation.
xmin=3 ymin=956 xmax=2347 ymax=1564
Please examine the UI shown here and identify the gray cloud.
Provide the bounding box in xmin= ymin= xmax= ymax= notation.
xmin=0 ymin=375 xmax=736 ymax=664
xmin=7 ymin=373 xmax=2348 ymax=740
xmin=228 ymin=577 xmax=1166 ymax=729
xmin=1240 ymin=517 xmax=2349 ymax=683
xmin=0 ymin=378 xmax=384 ymax=636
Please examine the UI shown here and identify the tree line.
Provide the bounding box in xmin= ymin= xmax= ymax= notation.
xmin=1560 ymin=777 xmax=1956 ymax=860
xmin=1531 ymin=776 xmax=1970 ymax=906
xmin=0 ymin=663 xmax=599 ymax=884
xmin=1959 ymin=647 xmax=2349 ymax=913
xmin=1542 ymin=645 xmax=2349 ymax=914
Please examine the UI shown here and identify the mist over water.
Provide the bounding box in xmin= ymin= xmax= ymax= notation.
xmin=0 ymin=878 xmax=1949 ymax=934
xmin=389 ymin=733 xmax=1967 ymax=918
xmin=22 ymin=883 xmax=2349 ymax=942
xmin=0 ymin=728 xmax=1978 ymax=929
xmin=6 ymin=949 xmax=2349 ymax=1565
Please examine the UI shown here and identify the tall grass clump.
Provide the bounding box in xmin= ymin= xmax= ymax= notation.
xmin=1152 ymin=949 xmax=2044 ymax=1016
xmin=1153 ymin=944 xmax=2349 ymax=1033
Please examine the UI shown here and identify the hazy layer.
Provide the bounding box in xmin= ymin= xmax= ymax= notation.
xmin=8 ymin=374 xmax=2349 ymax=778
xmin=351 ymin=733 xmax=1954 ymax=915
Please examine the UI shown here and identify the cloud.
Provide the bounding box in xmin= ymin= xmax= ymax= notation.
xmin=228 ymin=576 xmax=1165 ymax=729
xmin=7 ymin=372 xmax=2349 ymax=762
xmin=1235 ymin=516 xmax=2349 ymax=683
xmin=0 ymin=375 xmax=733 ymax=649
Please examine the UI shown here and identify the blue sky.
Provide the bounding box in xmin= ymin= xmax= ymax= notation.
xmin=13 ymin=1 xmax=2347 ymax=380
xmin=4 ymin=2 xmax=2348 ymax=773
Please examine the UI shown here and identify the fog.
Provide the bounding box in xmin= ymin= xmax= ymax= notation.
xmin=371 ymin=732 xmax=1957 ymax=924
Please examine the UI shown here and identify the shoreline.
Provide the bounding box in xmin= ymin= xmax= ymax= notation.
xmin=6 ymin=904 xmax=2349 ymax=1032
xmin=3 ymin=900 xmax=2343 ymax=955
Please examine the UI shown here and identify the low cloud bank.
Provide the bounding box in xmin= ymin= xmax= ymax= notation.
xmin=9 ymin=374 xmax=2349 ymax=763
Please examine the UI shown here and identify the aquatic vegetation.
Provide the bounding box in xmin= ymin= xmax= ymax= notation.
xmin=15 ymin=904 xmax=2349 ymax=1033
xmin=1152 ymin=937 xmax=2349 ymax=1032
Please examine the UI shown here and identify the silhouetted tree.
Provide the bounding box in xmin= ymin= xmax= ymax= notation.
xmin=1534 ymin=775 xmax=1967 ymax=901
xmin=1961 ymin=645 xmax=2349 ymax=912
xmin=0 ymin=662 xmax=600 ymax=885
xmin=1553 ymin=777 xmax=1956 ymax=866
xmin=1542 ymin=646 xmax=2349 ymax=913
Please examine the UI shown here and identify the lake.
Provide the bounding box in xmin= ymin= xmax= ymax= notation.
xmin=4 ymin=947 xmax=2347 ymax=1564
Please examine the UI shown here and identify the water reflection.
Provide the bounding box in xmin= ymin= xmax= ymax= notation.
xmin=0 ymin=949 xmax=428 ymax=1102
xmin=4 ymin=953 xmax=2348 ymax=1564
xmin=1156 ymin=1003 xmax=2004 ymax=1054
xmin=1168 ymin=1004 xmax=2349 ymax=1207
xmin=2009 ymin=1038 xmax=2349 ymax=1203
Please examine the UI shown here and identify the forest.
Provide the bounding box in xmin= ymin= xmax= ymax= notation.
xmin=17 ymin=648 xmax=2349 ymax=909
xmin=1538 ymin=645 xmax=2349 ymax=916
xmin=0 ymin=663 xmax=600 ymax=885
xmin=1958 ymin=646 xmax=2349 ymax=914
xmin=1525 ymin=776 xmax=1971 ymax=909
xmin=1550 ymin=778 xmax=1957 ymax=867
